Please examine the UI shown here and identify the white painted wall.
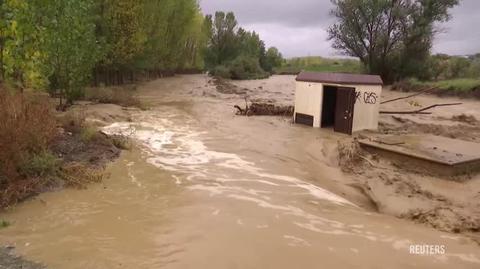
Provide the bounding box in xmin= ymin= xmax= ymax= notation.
xmin=294 ymin=82 xmax=323 ymax=127
xmin=349 ymin=84 xmax=382 ymax=132
xmin=294 ymin=81 xmax=382 ymax=132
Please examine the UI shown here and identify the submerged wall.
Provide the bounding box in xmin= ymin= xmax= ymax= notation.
xmin=294 ymin=82 xmax=324 ymax=128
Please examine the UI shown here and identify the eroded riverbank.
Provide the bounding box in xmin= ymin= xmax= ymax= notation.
xmin=1 ymin=75 xmax=479 ymax=268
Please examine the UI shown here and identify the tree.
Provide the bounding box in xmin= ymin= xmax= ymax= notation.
xmin=0 ymin=0 xmax=227 ymax=96
xmin=0 ymin=0 xmax=7 ymax=80
xmin=2 ymin=0 xmax=99 ymax=101
xmin=203 ymin=11 xmax=283 ymax=79
xmin=99 ymin=0 xmax=145 ymax=68
xmin=262 ymin=47 xmax=284 ymax=73
xmin=2 ymin=0 xmax=44 ymax=89
xmin=94 ymin=0 xmax=145 ymax=85
xmin=447 ymin=57 xmax=471 ymax=79
xmin=39 ymin=0 xmax=99 ymax=105
xmin=328 ymin=0 xmax=459 ymax=82
xmin=426 ymin=54 xmax=450 ymax=81
xmin=229 ymin=55 xmax=267 ymax=80
xmin=237 ymin=29 xmax=263 ymax=58
xmin=468 ymin=56 xmax=480 ymax=78
xmin=204 ymin=11 xmax=240 ymax=68
xmin=95 ymin=0 xmax=206 ymax=84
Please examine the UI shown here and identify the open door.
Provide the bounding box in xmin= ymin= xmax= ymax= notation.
xmin=334 ymin=87 xmax=355 ymax=135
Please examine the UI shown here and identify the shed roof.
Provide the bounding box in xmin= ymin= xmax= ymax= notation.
xmin=296 ymin=72 xmax=383 ymax=86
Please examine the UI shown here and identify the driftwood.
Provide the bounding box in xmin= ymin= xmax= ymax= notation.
xmin=381 ymin=87 xmax=437 ymax=104
xmin=380 ymin=103 xmax=462 ymax=115
xmin=235 ymin=97 xmax=294 ymax=116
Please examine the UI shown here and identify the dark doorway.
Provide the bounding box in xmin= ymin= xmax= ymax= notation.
xmin=334 ymin=87 xmax=356 ymax=135
xmin=321 ymin=86 xmax=338 ymax=127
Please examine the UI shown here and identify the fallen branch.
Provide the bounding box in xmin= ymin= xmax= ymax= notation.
xmin=358 ymin=154 xmax=376 ymax=167
xmin=235 ymin=97 xmax=250 ymax=115
xmin=380 ymin=103 xmax=462 ymax=115
xmin=382 ymin=111 xmax=433 ymax=115
xmin=234 ymin=105 xmax=245 ymax=115
xmin=381 ymin=87 xmax=437 ymax=104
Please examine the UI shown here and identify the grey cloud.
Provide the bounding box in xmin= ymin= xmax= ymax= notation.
xmin=200 ymin=0 xmax=334 ymax=28
xmin=200 ymin=0 xmax=480 ymax=57
xmin=434 ymin=0 xmax=480 ymax=55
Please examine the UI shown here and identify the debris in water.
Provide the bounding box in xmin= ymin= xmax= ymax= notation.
xmin=234 ymin=97 xmax=294 ymax=116
xmin=451 ymin=114 xmax=478 ymax=125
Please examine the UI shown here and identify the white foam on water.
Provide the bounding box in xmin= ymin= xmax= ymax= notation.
xmin=171 ymin=175 xmax=182 ymax=185
xmin=445 ymin=253 xmax=480 ymax=264
xmin=103 ymin=109 xmax=480 ymax=259
xmin=127 ymin=166 xmax=142 ymax=188
xmin=350 ymin=248 xmax=359 ymax=254
xmin=283 ymin=235 xmax=311 ymax=247
xmin=105 ymin=110 xmax=480 ymax=266
xmin=189 ymin=185 xmax=273 ymax=201
xmin=102 ymin=111 xmax=355 ymax=208
xmin=392 ymin=239 xmax=412 ymax=250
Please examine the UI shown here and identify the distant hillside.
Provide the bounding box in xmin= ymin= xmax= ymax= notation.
xmin=275 ymin=56 xmax=363 ymax=75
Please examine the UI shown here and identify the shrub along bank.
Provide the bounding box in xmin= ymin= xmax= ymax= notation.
xmin=274 ymin=56 xmax=363 ymax=75
xmin=0 ymin=90 xmax=127 ymax=208
xmin=392 ymin=78 xmax=480 ymax=99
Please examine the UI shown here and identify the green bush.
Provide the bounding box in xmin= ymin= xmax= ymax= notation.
xmin=209 ymin=56 xmax=270 ymax=80
xmin=275 ymin=56 xmax=363 ymax=75
xmin=80 ymin=126 xmax=99 ymax=143
xmin=0 ymin=220 xmax=10 ymax=229
xmin=211 ymin=65 xmax=232 ymax=79
xmin=394 ymin=78 xmax=480 ymax=98
xmin=434 ymin=79 xmax=480 ymax=92
xmin=0 ymin=92 xmax=57 ymax=182
xmin=228 ymin=56 xmax=268 ymax=80
xmin=20 ymin=151 xmax=60 ymax=178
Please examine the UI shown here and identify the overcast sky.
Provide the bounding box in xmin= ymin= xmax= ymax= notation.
xmin=200 ymin=0 xmax=480 ymax=58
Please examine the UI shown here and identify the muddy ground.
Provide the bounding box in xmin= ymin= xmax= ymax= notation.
xmin=53 ymin=102 xmax=135 ymax=166
xmin=376 ymin=88 xmax=480 ymax=240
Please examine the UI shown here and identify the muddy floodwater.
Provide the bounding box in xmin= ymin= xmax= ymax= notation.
xmin=1 ymin=75 xmax=480 ymax=268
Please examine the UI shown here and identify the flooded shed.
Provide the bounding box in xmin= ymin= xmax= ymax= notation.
xmin=294 ymin=72 xmax=383 ymax=134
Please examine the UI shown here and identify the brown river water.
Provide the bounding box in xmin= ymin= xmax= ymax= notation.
xmin=1 ymin=75 xmax=479 ymax=268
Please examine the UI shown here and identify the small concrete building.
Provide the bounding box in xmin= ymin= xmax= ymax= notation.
xmin=294 ymin=72 xmax=383 ymax=135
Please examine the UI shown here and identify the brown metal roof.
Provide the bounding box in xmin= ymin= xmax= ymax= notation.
xmin=296 ymin=71 xmax=383 ymax=85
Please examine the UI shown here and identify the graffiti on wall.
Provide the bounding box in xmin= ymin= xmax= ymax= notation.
xmin=355 ymin=90 xmax=378 ymax=105
xmin=355 ymin=91 xmax=362 ymax=103
xmin=363 ymin=92 xmax=378 ymax=104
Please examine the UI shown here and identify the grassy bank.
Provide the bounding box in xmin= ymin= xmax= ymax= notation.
xmin=393 ymin=78 xmax=480 ymax=99
xmin=0 ymin=90 xmax=128 ymax=209
xmin=275 ymin=56 xmax=363 ymax=75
